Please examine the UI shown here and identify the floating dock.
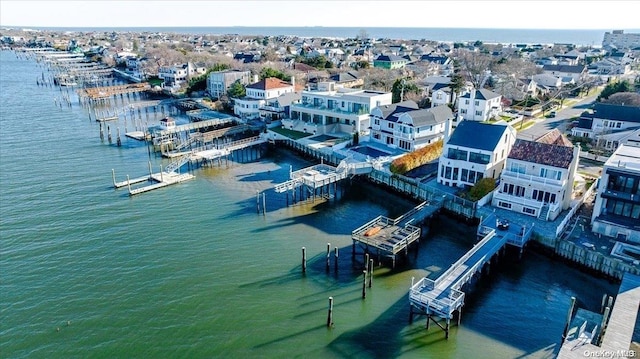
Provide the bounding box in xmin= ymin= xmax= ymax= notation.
xmin=112 ymin=158 xmax=195 ymax=196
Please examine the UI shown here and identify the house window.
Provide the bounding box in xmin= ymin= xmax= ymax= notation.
xmin=461 ymin=109 xmax=467 ymax=114
xmin=374 ymin=119 xmax=380 ymax=125
xmin=499 ymin=201 xmax=511 ymax=209
xmin=474 ymin=100 xmax=480 ymax=106
xmin=510 ymin=163 xmax=526 ymax=174
xmin=523 ymin=207 xmax=536 ymax=215
xmin=465 ymin=100 xmax=469 ymax=105
xmin=616 ymin=122 xmax=621 ymax=128
xmin=388 ymin=123 xmax=394 ymax=129
xmin=469 ymin=152 xmax=490 ymax=164
xmin=461 ymin=169 xmax=469 ymax=182
xmin=515 ymin=185 xmax=525 ymax=197
xmin=475 ymin=110 xmax=483 ymax=116
xmin=445 ymin=166 xmax=452 ymax=179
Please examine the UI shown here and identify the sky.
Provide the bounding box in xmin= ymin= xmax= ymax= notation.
xmin=0 ymin=0 xmax=639 ymax=30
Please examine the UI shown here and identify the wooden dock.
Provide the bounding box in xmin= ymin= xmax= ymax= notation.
xmin=77 ymin=83 xmax=150 ymax=101
xmin=408 ymin=212 xmax=535 ymax=338
xmin=557 ymin=272 xmax=640 ymax=358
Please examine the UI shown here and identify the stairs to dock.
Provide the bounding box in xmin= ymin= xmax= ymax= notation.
xmin=164 ymin=154 xmax=192 ymax=174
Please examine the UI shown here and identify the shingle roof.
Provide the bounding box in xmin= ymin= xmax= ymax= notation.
xmin=447 ymin=121 xmax=509 ymax=151
xmin=535 ymin=129 xmax=573 ymax=147
xmin=508 ymin=139 xmax=575 ymax=169
xmin=592 ymin=103 xmax=640 ymax=123
xmin=400 ymin=105 xmax=453 ymax=127
xmin=475 ymin=89 xmax=501 ymax=101
xmin=246 ymin=77 xmax=292 ymax=90
xmin=542 ymin=64 xmax=586 ymax=73
xmin=375 ymin=100 xmax=419 ymax=121
xmin=375 ymin=54 xmax=406 ymax=62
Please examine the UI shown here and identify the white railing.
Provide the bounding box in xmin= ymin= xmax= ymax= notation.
xmin=501 ymin=170 xmax=565 ymax=187
xmin=433 ymin=230 xmax=496 ymax=288
xmin=493 ymin=191 xmax=544 ymax=211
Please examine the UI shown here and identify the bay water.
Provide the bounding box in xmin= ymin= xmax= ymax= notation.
xmin=0 ymin=50 xmax=620 ymax=358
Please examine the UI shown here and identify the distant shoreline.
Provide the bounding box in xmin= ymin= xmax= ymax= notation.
xmin=5 ymin=26 xmax=640 ymax=46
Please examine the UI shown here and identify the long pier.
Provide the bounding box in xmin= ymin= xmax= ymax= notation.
xmin=408 ymin=213 xmax=534 ymax=338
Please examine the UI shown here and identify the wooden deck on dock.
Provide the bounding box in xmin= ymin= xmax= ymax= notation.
xmin=77 ymin=83 xmax=150 ymax=100
xmin=557 ymin=272 xmax=640 ymax=358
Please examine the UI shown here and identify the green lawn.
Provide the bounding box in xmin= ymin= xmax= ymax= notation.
xmin=269 ymin=126 xmax=313 ymax=140
xmin=516 ymin=120 xmax=536 ymax=132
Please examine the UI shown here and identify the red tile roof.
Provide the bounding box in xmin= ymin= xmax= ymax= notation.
xmin=246 ymin=77 xmax=292 ymax=90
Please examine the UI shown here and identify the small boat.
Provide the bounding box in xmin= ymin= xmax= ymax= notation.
xmin=364 ymin=226 xmax=381 ymax=237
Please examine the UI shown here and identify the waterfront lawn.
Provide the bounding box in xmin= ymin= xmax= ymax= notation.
xmin=270 ymin=126 xmax=313 ymax=140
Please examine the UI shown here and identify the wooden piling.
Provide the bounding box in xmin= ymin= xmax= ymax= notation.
xmin=362 ymin=270 xmax=367 ymax=299
xmin=302 ymin=247 xmax=307 ymax=273
xmin=562 ymin=296 xmax=576 ymax=340
xmin=601 ymin=293 xmax=608 ymax=313
xmin=368 ymin=258 xmax=373 ymax=288
xmin=334 ymin=247 xmax=339 ymax=272
xmin=327 ymin=297 xmax=334 ymax=327
xmin=598 ymin=306 xmax=610 ymax=345
xmin=262 ymin=192 xmax=266 ymax=216
xmin=256 ymin=190 xmax=260 ymax=214
xmin=111 ymin=169 xmax=116 ymax=187
xmin=326 ymin=243 xmax=331 ymax=271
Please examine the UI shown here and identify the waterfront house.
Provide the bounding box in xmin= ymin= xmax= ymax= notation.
xmin=373 ymin=54 xmax=408 ymax=69
xmin=437 ymin=120 xmax=516 ymax=188
xmin=571 ymin=103 xmax=640 ymax=143
xmin=457 ymin=89 xmax=502 ymax=122
xmin=259 ymin=91 xmax=302 ymax=122
xmin=283 ymin=82 xmax=392 ymax=136
xmin=591 ymin=144 xmax=640 ymax=243
xmin=369 ymin=101 xmax=454 ymax=151
xmin=492 ymin=130 xmax=580 ymax=220
xmin=158 ymin=62 xmax=207 ymax=89
xmin=233 ymin=77 xmax=295 ymax=121
xmin=206 ymin=69 xmax=251 ymax=100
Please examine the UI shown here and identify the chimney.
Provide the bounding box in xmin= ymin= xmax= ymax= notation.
xmin=291 ymin=75 xmax=295 ymax=89
xmin=443 ymin=117 xmax=452 ymax=144
xmin=253 ymin=74 xmax=259 ymax=83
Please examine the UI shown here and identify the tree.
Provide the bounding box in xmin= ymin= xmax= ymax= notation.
xmin=449 ymin=66 xmax=466 ymax=105
xmin=260 ymin=67 xmax=290 ymax=81
xmin=352 ymin=60 xmax=370 ymax=70
xmin=227 ymin=80 xmax=246 ymax=99
xmin=391 ymin=78 xmax=420 ymax=103
xmin=454 ymin=50 xmax=493 ymax=89
xmin=598 ymin=80 xmax=634 ymax=101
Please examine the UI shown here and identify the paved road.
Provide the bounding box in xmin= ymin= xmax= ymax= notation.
xmin=517 ymin=93 xmax=599 ymax=140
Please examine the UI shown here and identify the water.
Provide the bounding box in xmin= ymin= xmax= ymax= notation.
xmin=29 ymin=26 xmax=640 ymax=47
xmin=0 ymin=51 xmax=621 ymax=358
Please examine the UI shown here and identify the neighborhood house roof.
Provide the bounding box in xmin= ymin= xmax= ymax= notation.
xmin=508 ymin=139 xmax=574 ymax=169
xmin=535 ymin=129 xmax=573 ymax=147
xmin=592 ymin=103 xmax=640 ymax=123
xmin=446 ymin=120 xmax=508 ymax=151
xmin=246 ymin=77 xmax=292 ymax=91
xmin=374 ymin=100 xmax=419 ymax=121
xmin=399 ymin=105 xmax=453 ymax=127
xmin=542 ymin=64 xmax=586 ymax=73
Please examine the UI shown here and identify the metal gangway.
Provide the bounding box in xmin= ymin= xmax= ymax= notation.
xmin=274 ymin=159 xmax=373 ymax=194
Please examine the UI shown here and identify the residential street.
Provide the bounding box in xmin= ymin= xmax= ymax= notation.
xmin=517 ymin=92 xmax=600 ymax=140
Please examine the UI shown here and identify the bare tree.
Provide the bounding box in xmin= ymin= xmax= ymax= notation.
xmin=453 ymin=49 xmax=493 ymax=89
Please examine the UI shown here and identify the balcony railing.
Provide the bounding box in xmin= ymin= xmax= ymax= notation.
xmin=291 ymin=103 xmax=369 ymax=116
xmin=493 ymin=191 xmax=544 ymax=210
xmin=501 ymin=170 xmax=565 ymax=187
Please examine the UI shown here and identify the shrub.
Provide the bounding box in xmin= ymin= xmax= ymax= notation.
xmin=389 ymin=140 xmax=443 ymax=175
xmin=468 ymin=177 xmax=496 ymax=201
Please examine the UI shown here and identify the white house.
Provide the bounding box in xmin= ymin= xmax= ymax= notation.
xmin=457 ymin=89 xmax=502 ymax=122
xmin=492 ymin=130 xmax=580 ymax=221
xmin=571 ymin=103 xmax=640 ymax=140
xmin=541 ymin=64 xmax=587 ymax=83
xmin=369 ymin=102 xmax=454 ymax=151
xmin=437 ymin=120 xmax=516 ymax=188
xmin=590 ymin=144 xmax=640 ymax=243
xmin=532 ymin=73 xmax=563 ymax=88
xmin=283 ymin=81 xmax=392 ymax=136
xmin=233 ymin=77 xmax=295 ymax=120
xmin=158 ymin=62 xmax=207 ymax=89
